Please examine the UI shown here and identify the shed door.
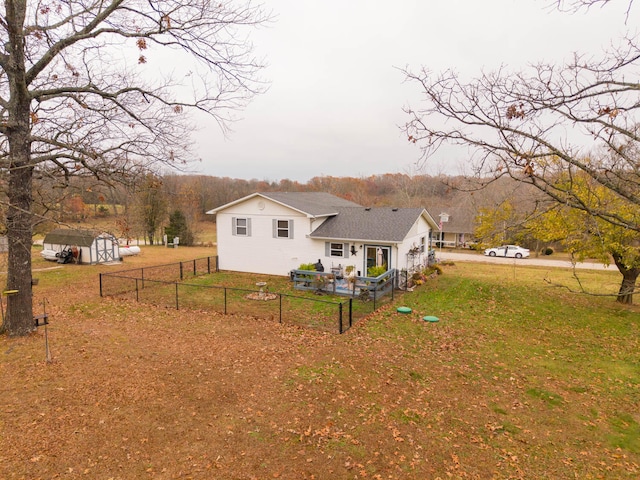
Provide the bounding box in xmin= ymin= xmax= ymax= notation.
xmin=96 ymin=237 xmax=115 ymax=263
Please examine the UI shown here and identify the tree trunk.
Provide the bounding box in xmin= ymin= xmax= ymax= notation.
xmin=617 ymin=269 xmax=638 ymax=305
xmin=4 ymin=162 xmax=35 ymax=335
xmin=612 ymin=253 xmax=639 ymax=305
xmin=2 ymin=0 xmax=35 ymax=336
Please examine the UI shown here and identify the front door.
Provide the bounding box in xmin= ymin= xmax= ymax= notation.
xmin=365 ymin=246 xmax=390 ymax=275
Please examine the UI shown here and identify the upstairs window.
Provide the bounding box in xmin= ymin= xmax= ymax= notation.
xmin=273 ymin=219 xmax=294 ymax=239
xmin=232 ymin=217 xmax=251 ymax=236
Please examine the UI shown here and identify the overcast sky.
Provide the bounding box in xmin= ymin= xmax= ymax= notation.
xmin=186 ymin=0 xmax=634 ymax=182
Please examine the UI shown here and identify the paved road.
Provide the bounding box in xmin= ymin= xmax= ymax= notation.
xmin=435 ymin=250 xmax=611 ymax=271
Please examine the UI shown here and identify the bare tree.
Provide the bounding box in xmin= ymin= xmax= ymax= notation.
xmin=133 ymin=173 xmax=167 ymax=245
xmin=555 ymin=0 xmax=634 ymax=16
xmin=0 ymin=1 xmax=269 ymax=336
xmin=403 ymin=1 xmax=640 ymax=301
xmin=403 ymin=0 xmax=640 ymax=225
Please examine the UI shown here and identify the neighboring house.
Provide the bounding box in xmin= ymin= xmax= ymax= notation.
xmin=432 ymin=207 xmax=477 ymax=248
xmin=42 ymin=228 xmax=120 ymax=264
xmin=206 ymin=192 xmax=439 ymax=277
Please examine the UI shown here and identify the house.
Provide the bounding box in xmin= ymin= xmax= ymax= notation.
xmin=206 ymin=192 xmax=439 ymax=277
xmin=432 ymin=207 xmax=477 ymax=248
xmin=42 ymin=228 xmax=120 ymax=264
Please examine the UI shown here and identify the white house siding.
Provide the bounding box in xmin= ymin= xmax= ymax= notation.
xmin=213 ymin=196 xmax=437 ymax=277
xmin=216 ymin=197 xmax=325 ymax=276
xmin=397 ymin=216 xmax=432 ymax=272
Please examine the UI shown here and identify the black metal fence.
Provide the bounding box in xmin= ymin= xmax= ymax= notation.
xmin=99 ymin=256 xmax=218 ymax=297
xmin=98 ymin=256 xmax=393 ymax=334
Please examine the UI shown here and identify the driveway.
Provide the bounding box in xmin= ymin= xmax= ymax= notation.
xmin=435 ymin=250 xmax=611 ymax=271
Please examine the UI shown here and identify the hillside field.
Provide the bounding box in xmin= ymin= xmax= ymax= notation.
xmin=1 ymin=246 xmax=639 ymax=479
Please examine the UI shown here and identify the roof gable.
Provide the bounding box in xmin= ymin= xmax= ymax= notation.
xmin=207 ymin=191 xmax=361 ymax=217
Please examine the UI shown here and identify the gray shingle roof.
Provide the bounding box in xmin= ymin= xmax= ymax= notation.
xmin=433 ymin=207 xmax=476 ymax=234
xmin=310 ymin=207 xmax=428 ymax=242
xmin=260 ymin=192 xmax=362 ymax=216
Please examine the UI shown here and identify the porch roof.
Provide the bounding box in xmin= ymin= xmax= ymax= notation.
xmin=310 ymin=207 xmax=431 ymax=243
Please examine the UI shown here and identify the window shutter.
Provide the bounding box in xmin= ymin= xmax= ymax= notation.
xmin=272 ymin=219 xmax=277 ymax=238
xmin=247 ymin=218 xmax=252 ymax=237
xmin=232 ymin=217 xmax=237 ymax=236
xmin=289 ymin=220 xmax=294 ymax=239
xmin=344 ymin=243 xmax=349 ymax=258
xmin=325 ymin=242 xmax=330 ymax=256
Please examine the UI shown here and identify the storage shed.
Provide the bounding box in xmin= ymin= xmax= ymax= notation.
xmin=42 ymin=229 xmax=119 ymax=264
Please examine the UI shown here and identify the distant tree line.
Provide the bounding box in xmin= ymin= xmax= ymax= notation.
xmin=21 ymin=172 xmax=526 ymax=247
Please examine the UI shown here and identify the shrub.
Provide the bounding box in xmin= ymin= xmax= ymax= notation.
xmin=165 ymin=210 xmax=195 ymax=246
xmin=424 ymin=265 xmax=443 ymax=276
xmin=312 ymin=274 xmax=328 ymax=293
xmin=367 ymin=265 xmax=387 ymax=277
xmin=358 ymin=287 xmax=371 ymax=302
xmin=543 ymin=247 xmax=554 ymax=256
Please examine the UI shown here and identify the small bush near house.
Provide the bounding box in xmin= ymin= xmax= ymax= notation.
xmin=543 ymin=247 xmax=554 ymax=256
xmin=424 ymin=264 xmax=443 ymax=276
xmin=367 ymin=265 xmax=387 ymax=277
xmin=411 ymin=271 xmax=426 ymax=286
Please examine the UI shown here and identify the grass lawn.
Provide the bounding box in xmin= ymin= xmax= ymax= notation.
xmin=1 ymin=247 xmax=639 ymax=479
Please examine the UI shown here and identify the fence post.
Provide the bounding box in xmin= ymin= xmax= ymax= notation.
xmin=373 ymin=283 xmax=377 ymax=310
xmin=180 ymin=262 xmax=184 ymax=281
xmin=175 ymin=283 xmax=179 ymax=310
xmin=391 ymin=272 xmax=395 ymax=300
xmin=135 ymin=278 xmax=139 ymax=302
xmin=193 ymin=260 xmax=196 ymax=276
xmin=224 ymin=288 xmax=227 ymax=315
xmin=339 ymin=302 xmax=343 ymax=334
xmin=99 ymin=273 xmax=103 ymax=297
xmin=279 ymin=294 xmax=282 ymax=323
xmin=349 ymin=298 xmax=353 ymax=329
xmin=207 ymin=256 xmax=211 ymax=274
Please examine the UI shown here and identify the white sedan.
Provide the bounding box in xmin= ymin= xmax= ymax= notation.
xmin=484 ymin=245 xmax=530 ymax=258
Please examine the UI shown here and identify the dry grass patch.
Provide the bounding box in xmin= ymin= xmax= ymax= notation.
xmin=1 ymin=250 xmax=639 ymax=479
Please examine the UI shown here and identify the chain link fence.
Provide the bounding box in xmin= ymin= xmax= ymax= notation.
xmin=98 ymin=257 xmax=397 ymax=334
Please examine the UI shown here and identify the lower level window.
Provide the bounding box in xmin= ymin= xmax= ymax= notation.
xmin=330 ymin=243 xmax=344 ymax=257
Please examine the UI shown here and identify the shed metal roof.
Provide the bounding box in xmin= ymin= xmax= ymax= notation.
xmin=43 ymin=228 xmax=110 ymax=247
